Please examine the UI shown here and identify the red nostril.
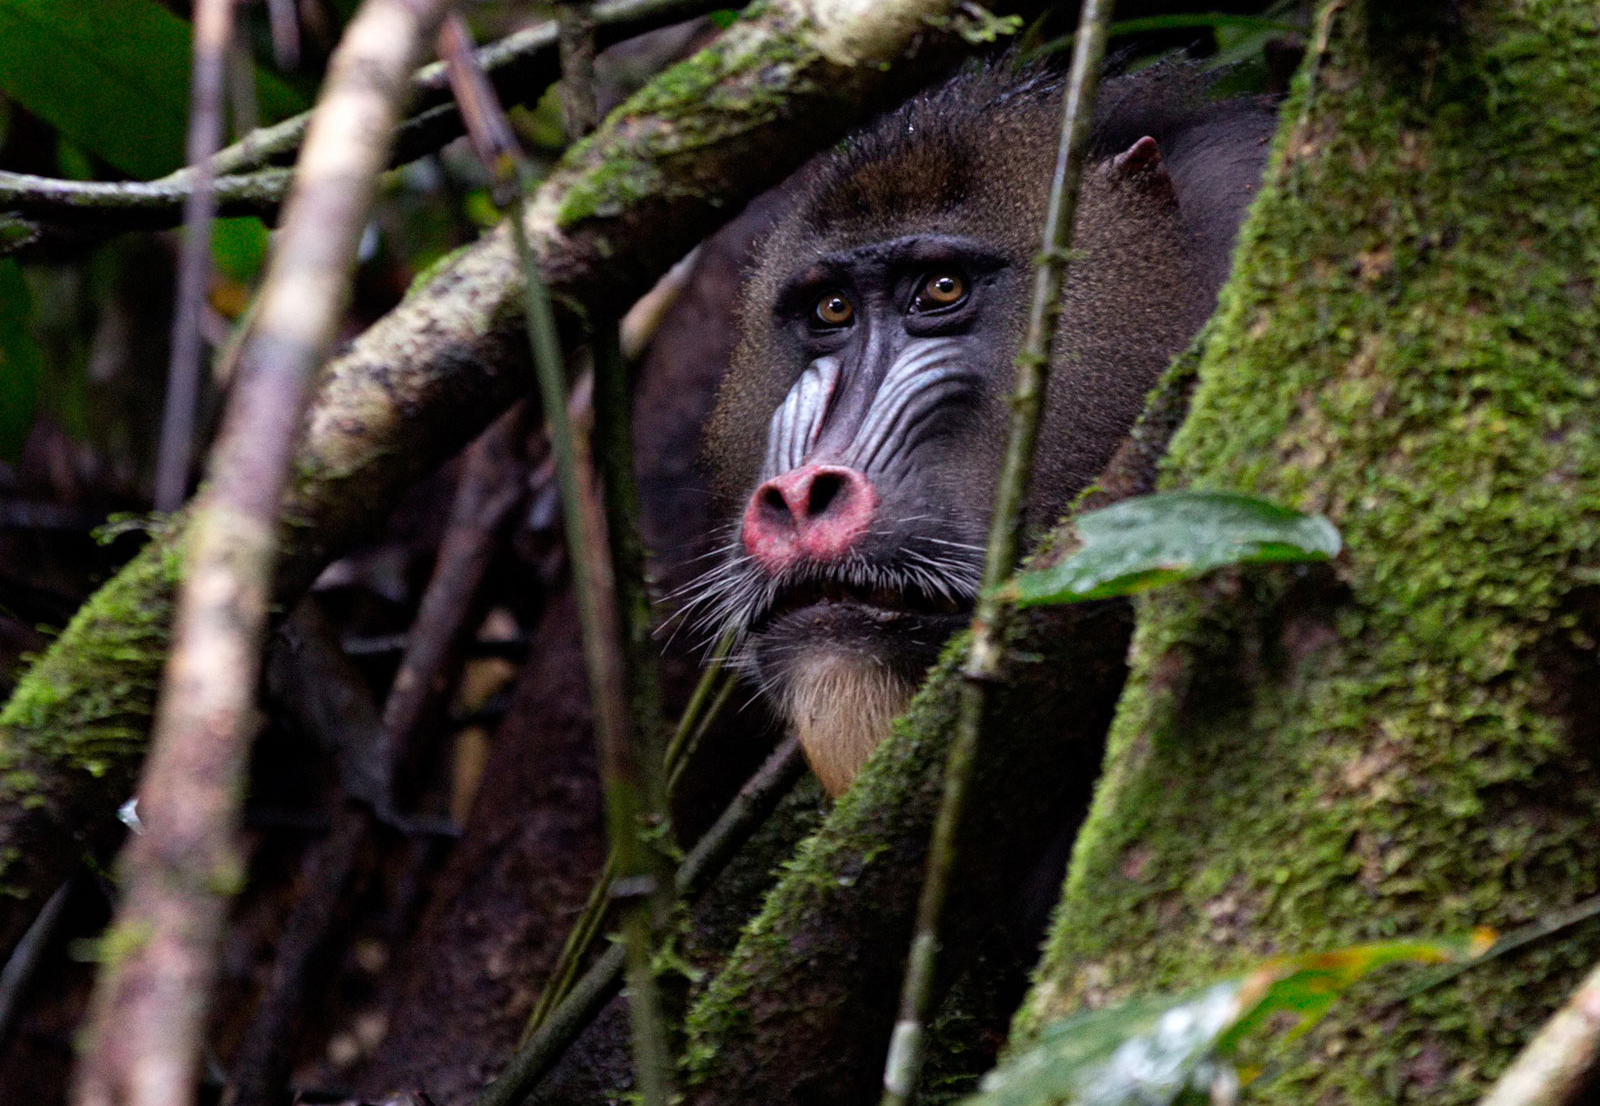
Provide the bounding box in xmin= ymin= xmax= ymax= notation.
xmin=741 ymin=464 xmax=879 ymax=572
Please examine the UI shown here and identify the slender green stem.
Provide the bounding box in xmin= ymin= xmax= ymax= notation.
xmin=667 ymin=670 xmax=737 ymax=794
xmin=878 ymin=3 xmax=1118 ymax=1104
xmin=520 ymin=637 xmax=731 ymax=1044
xmin=509 ymin=166 xmax=671 ymax=1106
xmin=521 ymin=851 xmax=615 ymax=1044
xmin=663 ymin=631 xmax=736 ymax=772
xmin=520 ymin=8 xmax=672 ymax=1101
xmin=480 ymin=739 xmax=808 ymax=1106
xmin=592 ymin=316 xmax=673 ymax=907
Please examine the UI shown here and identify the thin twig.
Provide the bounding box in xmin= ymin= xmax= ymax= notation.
xmin=878 ymin=3 xmax=1118 ymax=1103
xmin=70 ymin=2 xmax=455 ymax=1104
xmin=591 ymin=253 xmax=677 ymax=1106
xmin=666 ymin=669 xmax=736 ymax=793
xmin=0 ymin=168 xmax=290 ymax=223
xmin=442 ymin=5 xmax=679 ymax=1096
xmin=480 ymin=739 xmax=808 ymax=1106
xmin=0 ymin=879 xmax=71 ymax=1046
xmin=514 ymin=112 xmax=677 ymax=1106
xmin=0 ymin=0 xmax=719 ymax=245
xmin=520 ymin=639 xmax=731 ymax=1043
xmin=662 ymin=632 xmax=736 ymax=773
xmin=558 ymin=4 xmax=602 ymax=136
xmin=377 ymin=402 xmax=530 ymax=795
xmin=1478 ymin=959 xmax=1600 ymax=1106
xmin=156 ymin=0 xmax=238 ymax=512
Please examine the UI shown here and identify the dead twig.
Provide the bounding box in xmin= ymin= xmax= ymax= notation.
xmin=71 ymin=2 xmax=456 ymax=1104
xmin=480 ymin=739 xmax=808 ymax=1106
xmin=880 ymin=1 xmax=1119 ymax=1102
xmin=1477 ymin=960 xmax=1600 ymax=1106
xmin=378 ymin=403 xmax=531 ymax=796
xmin=155 ymin=0 xmax=238 ymax=513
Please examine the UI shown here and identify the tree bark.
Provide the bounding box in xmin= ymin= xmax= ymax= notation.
xmin=1012 ymin=1 xmax=1600 ymax=1102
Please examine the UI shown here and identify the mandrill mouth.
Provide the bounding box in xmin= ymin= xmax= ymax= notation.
xmin=752 ymin=571 xmax=969 ymax=633
xmin=668 ymin=529 xmax=984 ymax=663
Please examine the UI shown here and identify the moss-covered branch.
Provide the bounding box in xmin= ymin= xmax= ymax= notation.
xmin=1013 ymin=1 xmax=1600 ymax=1102
xmin=679 ymin=603 xmax=1128 ymax=1105
xmin=0 ymin=0 xmax=996 ymax=962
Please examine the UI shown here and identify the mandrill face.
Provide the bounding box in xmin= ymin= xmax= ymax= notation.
xmin=686 ymin=65 xmax=1275 ymax=793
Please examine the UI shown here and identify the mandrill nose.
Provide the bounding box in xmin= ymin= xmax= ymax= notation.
xmin=741 ymin=464 xmax=879 ymax=573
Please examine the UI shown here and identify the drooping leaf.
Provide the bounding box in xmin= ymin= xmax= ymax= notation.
xmin=0 ymin=0 xmax=304 ymax=179
xmin=0 ymin=258 xmax=43 ymax=462
xmin=1214 ymin=934 xmax=1491 ymax=1054
xmin=1013 ymin=491 xmax=1341 ymax=606
xmin=964 ymin=982 xmax=1247 ymax=1106
xmin=963 ymin=936 xmax=1485 ymax=1106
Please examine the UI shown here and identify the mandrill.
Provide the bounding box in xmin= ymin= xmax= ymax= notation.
xmin=689 ymin=64 xmax=1278 ymax=795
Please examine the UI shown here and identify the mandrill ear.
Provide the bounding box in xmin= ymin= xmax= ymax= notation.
xmin=1107 ymin=135 xmax=1178 ymax=207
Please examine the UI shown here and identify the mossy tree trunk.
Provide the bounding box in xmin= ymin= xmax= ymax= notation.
xmin=1014 ymin=0 xmax=1600 ymax=1101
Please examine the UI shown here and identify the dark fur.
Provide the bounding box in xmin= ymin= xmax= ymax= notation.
xmin=691 ymin=63 xmax=1277 ymax=790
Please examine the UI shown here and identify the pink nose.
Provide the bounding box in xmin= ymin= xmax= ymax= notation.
xmin=741 ymin=464 xmax=879 ymax=573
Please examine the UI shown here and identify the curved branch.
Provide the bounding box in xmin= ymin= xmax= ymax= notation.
xmin=0 ymin=168 xmax=290 ymax=223
xmin=71 ymin=0 xmax=456 ymax=1100
xmin=0 ymin=0 xmax=720 ymax=245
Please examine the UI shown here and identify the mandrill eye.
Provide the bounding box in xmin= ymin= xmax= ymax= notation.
xmin=813 ymin=292 xmax=855 ymax=328
xmin=911 ymin=272 xmax=967 ymax=313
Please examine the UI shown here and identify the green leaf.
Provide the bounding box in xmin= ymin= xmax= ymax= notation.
xmin=0 ymin=0 xmax=305 ymax=179
xmin=1213 ymin=935 xmax=1487 ymax=1055
xmin=708 ymin=9 xmax=740 ymax=29
xmin=211 ymin=216 xmax=268 ymax=284
xmin=0 ymin=259 xmax=43 ymax=463
xmin=965 ymin=983 xmax=1249 ymax=1106
xmin=963 ymin=937 xmax=1483 ymax=1106
xmin=1014 ymin=491 xmax=1341 ymax=607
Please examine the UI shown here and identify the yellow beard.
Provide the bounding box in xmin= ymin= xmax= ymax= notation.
xmin=780 ymin=651 xmax=913 ymax=796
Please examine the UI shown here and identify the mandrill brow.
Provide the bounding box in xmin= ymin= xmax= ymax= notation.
xmin=689 ymin=62 xmax=1278 ymax=796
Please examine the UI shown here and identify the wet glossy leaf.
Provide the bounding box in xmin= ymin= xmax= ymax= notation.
xmin=1014 ymin=491 xmax=1341 ymax=606
xmin=0 ymin=258 xmax=43 ymax=462
xmin=965 ymin=982 xmax=1247 ymax=1106
xmin=963 ymin=936 xmax=1482 ymax=1106
xmin=0 ymin=0 xmax=304 ymax=178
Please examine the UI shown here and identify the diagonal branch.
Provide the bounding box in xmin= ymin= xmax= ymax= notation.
xmin=70 ymin=0 xmax=456 ymax=1103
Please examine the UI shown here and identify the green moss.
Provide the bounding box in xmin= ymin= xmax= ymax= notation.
xmin=681 ymin=646 xmax=965 ymax=1077
xmin=1022 ymin=2 xmax=1600 ymax=1102
xmin=554 ymin=10 xmax=818 ymax=227
xmin=82 ymin=915 xmax=155 ymax=966
xmin=1 ymin=534 xmax=179 ymax=771
xmin=0 ymin=532 xmax=179 ymax=902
